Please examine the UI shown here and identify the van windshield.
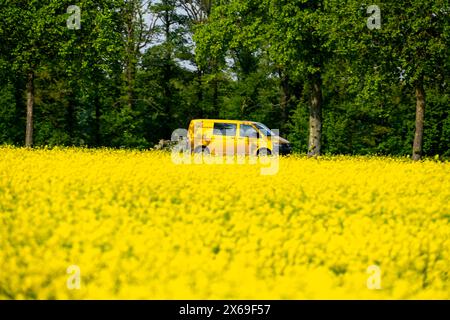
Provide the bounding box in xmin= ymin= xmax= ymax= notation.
xmin=254 ymin=122 xmax=275 ymax=136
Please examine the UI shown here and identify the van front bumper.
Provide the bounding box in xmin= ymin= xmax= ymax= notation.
xmin=277 ymin=143 xmax=292 ymax=155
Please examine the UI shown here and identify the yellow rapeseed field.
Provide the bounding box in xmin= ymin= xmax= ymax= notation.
xmin=0 ymin=147 xmax=449 ymax=299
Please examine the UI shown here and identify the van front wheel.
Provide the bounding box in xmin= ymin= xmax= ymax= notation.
xmin=257 ymin=148 xmax=272 ymax=157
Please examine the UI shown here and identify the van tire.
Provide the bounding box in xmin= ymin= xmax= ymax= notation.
xmin=194 ymin=146 xmax=210 ymax=155
xmin=257 ymin=148 xmax=272 ymax=156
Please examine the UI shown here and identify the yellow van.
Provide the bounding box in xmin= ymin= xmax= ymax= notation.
xmin=187 ymin=119 xmax=291 ymax=156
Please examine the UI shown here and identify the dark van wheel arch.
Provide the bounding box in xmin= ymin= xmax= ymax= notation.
xmin=257 ymin=148 xmax=272 ymax=156
xmin=194 ymin=146 xmax=210 ymax=155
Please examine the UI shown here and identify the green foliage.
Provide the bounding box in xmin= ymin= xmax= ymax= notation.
xmin=0 ymin=1 xmax=448 ymax=156
xmin=0 ymin=81 xmax=17 ymax=144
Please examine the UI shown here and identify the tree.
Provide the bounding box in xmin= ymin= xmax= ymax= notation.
xmin=0 ymin=0 xmax=448 ymax=156
xmin=147 ymin=0 xmax=189 ymax=137
xmin=120 ymin=0 xmax=158 ymax=110
xmin=195 ymin=0 xmax=334 ymax=156
xmin=0 ymin=1 xmax=72 ymax=146
xmin=60 ymin=0 xmax=126 ymax=147
xmin=330 ymin=0 xmax=450 ymax=160
xmin=179 ymin=0 xmax=214 ymax=117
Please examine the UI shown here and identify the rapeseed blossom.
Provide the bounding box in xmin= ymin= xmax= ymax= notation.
xmin=0 ymin=147 xmax=449 ymax=299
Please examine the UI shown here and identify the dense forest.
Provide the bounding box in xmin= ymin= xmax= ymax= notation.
xmin=0 ymin=0 xmax=449 ymax=158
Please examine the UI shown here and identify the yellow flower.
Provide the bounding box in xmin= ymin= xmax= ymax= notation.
xmin=0 ymin=147 xmax=449 ymax=299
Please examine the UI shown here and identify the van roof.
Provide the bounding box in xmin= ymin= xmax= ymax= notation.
xmin=191 ymin=119 xmax=256 ymax=123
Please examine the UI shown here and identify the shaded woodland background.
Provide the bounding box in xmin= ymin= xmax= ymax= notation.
xmin=0 ymin=0 xmax=448 ymax=158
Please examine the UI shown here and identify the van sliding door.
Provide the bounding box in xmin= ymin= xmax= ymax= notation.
xmin=212 ymin=123 xmax=237 ymax=156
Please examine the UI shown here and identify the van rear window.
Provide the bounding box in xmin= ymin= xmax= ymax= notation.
xmin=213 ymin=123 xmax=237 ymax=136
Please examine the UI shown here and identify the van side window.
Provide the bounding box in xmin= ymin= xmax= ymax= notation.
xmin=240 ymin=124 xmax=258 ymax=138
xmin=213 ymin=123 xmax=237 ymax=136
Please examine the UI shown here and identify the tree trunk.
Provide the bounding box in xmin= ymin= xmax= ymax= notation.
xmin=412 ymin=79 xmax=426 ymax=161
xmin=67 ymin=89 xmax=75 ymax=145
xmin=125 ymin=2 xmax=137 ymax=111
xmin=197 ymin=69 xmax=204 ymax=118
xmin=94 ymin=85 xmax=101 ymax=147
xmin=126 ymin=57 xmax=136 ymax=110
xmin=212 ymin=75 xmax=219 ymax=117
xmin=14 ymin=77 xmax=25 ymax=144
xmin=161 ymin=5 xmax=173 ymax=138
xmin=25 ymin=71 xmax=35 ymax=147
xmin=210 ymin=57 xmax=219 ymax=117
xmin=308 ymin=73 xmax=323 ymax=157
xmin=278 ymin=69 xmax=290 ymax=131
